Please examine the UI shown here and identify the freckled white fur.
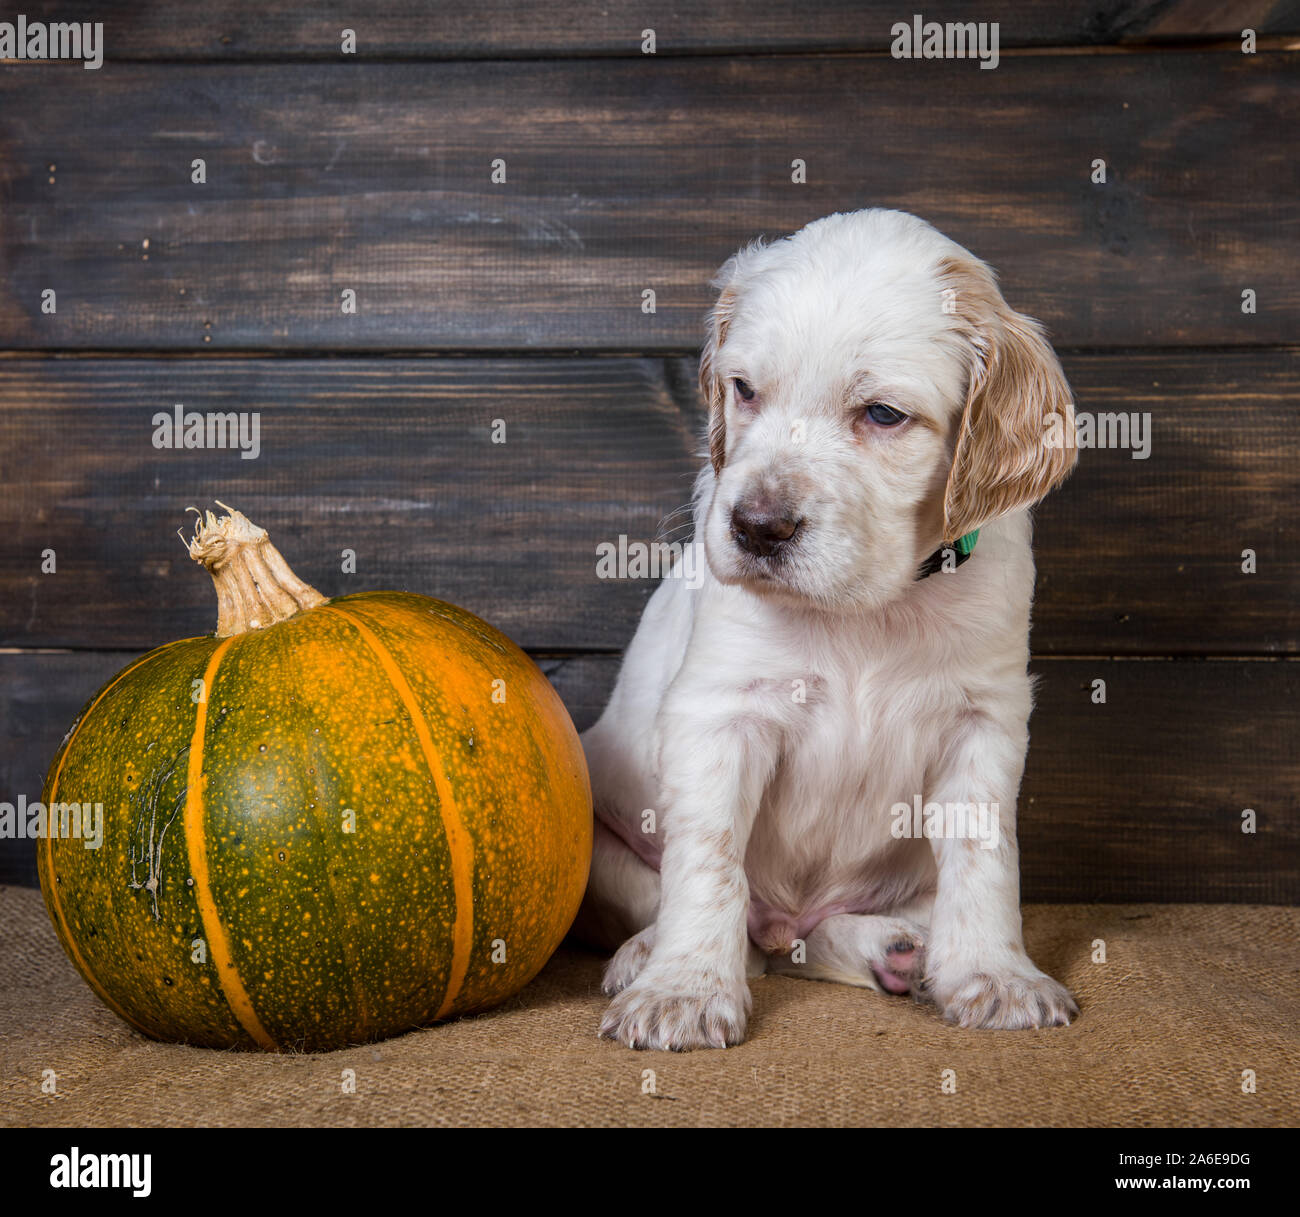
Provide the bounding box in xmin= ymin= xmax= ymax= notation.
xmin=579 ymin=209 xmax=1078 ymax=1050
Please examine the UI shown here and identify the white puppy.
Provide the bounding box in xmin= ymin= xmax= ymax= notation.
xmin=576 ymin=209 xmax=1079 ymax=1050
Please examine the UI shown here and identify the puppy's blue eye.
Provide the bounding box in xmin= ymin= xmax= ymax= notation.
xmin=865 ymin=402 xmax=906 ymax=426
xmin=734 ymin=378 xmax=756 ymax=402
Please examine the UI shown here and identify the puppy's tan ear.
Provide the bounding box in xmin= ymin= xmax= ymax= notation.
xmin=699 ymin=243 xmax=762 ymax=473
xmin=939 ymin=255 xmax=1078 ymax=542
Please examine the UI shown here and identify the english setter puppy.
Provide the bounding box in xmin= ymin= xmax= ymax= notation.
xmin=576 ymin=209 xmax=1079 ymax=1050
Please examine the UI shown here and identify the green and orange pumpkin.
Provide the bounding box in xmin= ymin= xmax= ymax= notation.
xmin=38 ymin=506 xmax=592 ymax=1052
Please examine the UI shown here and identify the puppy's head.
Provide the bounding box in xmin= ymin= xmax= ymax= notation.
xmin=698 ymin=209 xmax=1076 ymax=610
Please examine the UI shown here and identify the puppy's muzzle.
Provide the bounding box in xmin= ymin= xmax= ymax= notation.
xmin=730 ymin=494 xmax=803 ymax=558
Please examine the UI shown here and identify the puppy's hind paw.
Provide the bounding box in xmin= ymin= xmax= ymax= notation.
xmin=871 ymin=933 xmax=927 ymax=996
xmin=601 ymin=926 xmax=656 ymax=996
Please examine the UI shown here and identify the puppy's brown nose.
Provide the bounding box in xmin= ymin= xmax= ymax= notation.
xmin=730 ymin=497 xmax=801 ymax=557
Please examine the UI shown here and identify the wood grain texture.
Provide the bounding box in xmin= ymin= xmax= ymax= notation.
xmin=1 ymin=54 xmax=1296 ymax=351
xmin=4 ymin=651 xmax=1294 ymax=900
xmin=0 ymin=353 xmax=702 ymax=655
xmin=9 ymin=1 xmax=1299 ymax=58
xmin=1033 ymin=349 xmax=1299 ymax=656
xmin=0 ymin=357 xmax=697 ymax=652
xmin=0 ymin=353 xmax=1295 ymax=654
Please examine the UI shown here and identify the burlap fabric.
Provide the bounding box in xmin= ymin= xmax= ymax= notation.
xmin=1 ymin=886 xmax=1295 ymax=1127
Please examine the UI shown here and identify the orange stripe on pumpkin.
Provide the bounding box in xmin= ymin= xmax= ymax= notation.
xmin=184 ymin=637 xmax=278 ymax=1051
xmin=42 ymin=641 xmax=190 ymax=1038
xmin=326 ymin=606 xmax=475 ymax=1020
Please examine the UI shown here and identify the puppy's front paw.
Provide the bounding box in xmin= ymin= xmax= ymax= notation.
xmin=937 ymin=968 xmax=1078 ymax=1030
xmin=599 ymin=970 xmax=751 ymax=1051
xmin=601 ymin=926 xmax=656 ymax=996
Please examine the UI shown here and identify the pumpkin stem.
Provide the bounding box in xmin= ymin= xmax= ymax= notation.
xmin=183 ymin=503 xmax=327 ymax=637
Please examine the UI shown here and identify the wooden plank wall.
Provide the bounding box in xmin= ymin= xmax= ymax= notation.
xmin=2 ymin=2 xmax=1297 ymax=899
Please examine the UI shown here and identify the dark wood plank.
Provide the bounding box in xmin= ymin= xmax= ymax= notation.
xmin=0 ymin=357 xmax=700 ymax=652
xmin=1 ymin=352 xmax=1296 ymax=654
xmin=4 ymin=651 xmax=1294 ymax=901
xmin=1033 ymin=349 xmax=1300 ymax=656
xmin=1 ymin=54 xmax=1296 ymax=350
xmin=0 ymin=650 xmax=130 ymax=884
xmin=9 ymin=1 xmax=1299 ymax=58
xmin=1018 ymin=657 xmax=1299 ymax=904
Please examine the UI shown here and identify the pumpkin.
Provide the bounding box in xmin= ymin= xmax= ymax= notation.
xmin=37 ymin=505 xmax=592 ymax=1052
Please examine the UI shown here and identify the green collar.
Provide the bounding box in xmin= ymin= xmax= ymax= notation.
xmin=917 ymin=529 xmax=980 ymax=580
